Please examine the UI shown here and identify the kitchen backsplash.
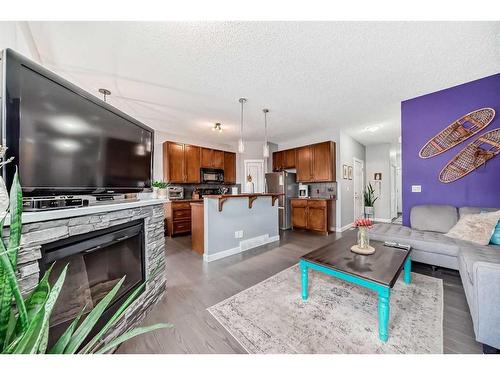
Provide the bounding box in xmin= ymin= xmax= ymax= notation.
xmin=172 ymin=183 xmax=241 ymax=199
xmin=307 ymin=182 xmax=337 ymax=199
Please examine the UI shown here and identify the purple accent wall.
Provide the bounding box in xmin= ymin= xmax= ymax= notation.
xmin=401 ymin=73 xmax=500 ymax=226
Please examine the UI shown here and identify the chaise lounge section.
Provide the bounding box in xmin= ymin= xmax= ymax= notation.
xmin=369 ymin=205 xmax=500 ymax=352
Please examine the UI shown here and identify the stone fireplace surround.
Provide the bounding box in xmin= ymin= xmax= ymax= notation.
xmin=5 ymin=199 xmax=167 ymax=349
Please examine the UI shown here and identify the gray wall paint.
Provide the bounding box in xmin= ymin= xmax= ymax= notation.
xmin=204 ymin=196 xmax=279 ymax=256
xmin=338 ymin=131 xmax=366 ymax=228
xmin=366 ymin=143 xmax=392 ymax=221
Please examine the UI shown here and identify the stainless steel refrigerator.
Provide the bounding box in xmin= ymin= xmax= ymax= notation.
xmin=265 ymin=171 xmax=298 ymax=230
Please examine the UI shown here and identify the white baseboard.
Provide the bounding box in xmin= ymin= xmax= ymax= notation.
xmin=335 ymin=223 xmax=353 ymax=232
xmin=203 ymin=234 xmax=280 ymax=262
xmin=373 ymin=217 xmax=392 ymax=223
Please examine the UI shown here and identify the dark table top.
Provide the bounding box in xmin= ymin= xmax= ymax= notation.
xmin=300 ymin=236 xmax=411 ymax=288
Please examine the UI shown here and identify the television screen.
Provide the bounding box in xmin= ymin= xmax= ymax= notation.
xmin=2 ymin=49 xmax=153 ymax=195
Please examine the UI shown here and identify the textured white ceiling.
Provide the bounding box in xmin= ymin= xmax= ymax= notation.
xmin=26 ymin=21 xmax=500 ymax=146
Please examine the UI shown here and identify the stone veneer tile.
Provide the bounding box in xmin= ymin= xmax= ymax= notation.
xmin=14 ymin=203 xmax=166 ymax=349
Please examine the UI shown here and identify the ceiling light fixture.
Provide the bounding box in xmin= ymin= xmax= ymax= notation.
xmin=98 ymin=88 xmax=111 ymax=102
xmin=238 ymin=98 xmax=247 ymax=153
xmin=212 ymin=122 xmax=222 ymax=133
xmin=262 ymin=109 xmax=270 ymax=158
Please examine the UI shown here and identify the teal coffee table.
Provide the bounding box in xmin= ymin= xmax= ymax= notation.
xmin=300 ymin=237 xmax=411 ymax=342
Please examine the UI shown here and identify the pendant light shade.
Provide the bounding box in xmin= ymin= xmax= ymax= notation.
xmin=262 ymin=108 xmax=270 ymax=158
xmin=238 ymin=98 xmax=247 ymax=153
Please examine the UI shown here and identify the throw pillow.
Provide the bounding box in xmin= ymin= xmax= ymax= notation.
xmin=445 ymin=210 xmax=500 ymax=246
xmin=491 ymin=220 xmax=500 ymax=245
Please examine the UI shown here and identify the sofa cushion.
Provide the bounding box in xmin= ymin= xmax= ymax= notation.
xmin=410 ymin=205 xmax=458 ymax=233
xmin=369 ymin=223 xmax=460 ymax=257
xmin=458 ymin=244 xmax=500 ymax=285
xmin=445 ymin=211 xmax=500 ymax=246
xmin=459 ymin=206 xmax=498 ymax=218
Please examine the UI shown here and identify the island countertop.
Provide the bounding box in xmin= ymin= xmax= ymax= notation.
xmin=203 ymin=193 xmax=284 ymax=199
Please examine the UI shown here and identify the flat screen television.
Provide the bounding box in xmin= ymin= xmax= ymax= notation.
xmin=1 ymin=49 xmax=154 ymax=196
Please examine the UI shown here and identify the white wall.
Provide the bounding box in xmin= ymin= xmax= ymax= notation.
xmin=365 ymin=143 xmax=392 ymax=221
xmin=0 ymin=22 xmax=39 ymax=62
xmin=338 ymin=131 xmax=366 ymax=229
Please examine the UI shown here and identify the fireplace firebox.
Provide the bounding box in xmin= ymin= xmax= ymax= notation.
xmin=40 ymin=219 xmax=146 ymax=348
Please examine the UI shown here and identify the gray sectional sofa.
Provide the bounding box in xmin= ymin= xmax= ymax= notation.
xmin=370 ymin=205 xmax=500 ymax=352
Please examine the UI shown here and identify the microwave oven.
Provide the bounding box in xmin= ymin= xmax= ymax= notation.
xmin=200 ymin=168 xmax=224 ymax=184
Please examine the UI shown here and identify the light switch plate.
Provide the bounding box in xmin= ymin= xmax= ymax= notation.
xmin=411 ymin=185 xmax=422 ymax=193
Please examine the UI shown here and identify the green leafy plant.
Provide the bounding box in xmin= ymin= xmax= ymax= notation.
xmin=0 ymin=169 xmax=171 ymax=354
xmin=152 ymin=181 xmax=168 ymax=189
xmin=363 ymin=183 xmax=378 ymax=207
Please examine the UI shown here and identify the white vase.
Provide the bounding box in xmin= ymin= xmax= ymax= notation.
xmin=246 ymin=181 xmax=254 ymax=194
xmin=152 ymin=187 xmax=159 ymax=199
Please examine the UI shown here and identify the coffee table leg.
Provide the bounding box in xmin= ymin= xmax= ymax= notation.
xmin=404 ymin=256 xmax=412 ymax=284
xmin=378 ymin=288 xmax=390 ymax=342
xmin=300 ymin=261 xmax=308 ymax=300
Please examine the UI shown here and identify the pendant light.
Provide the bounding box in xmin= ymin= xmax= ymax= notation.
xmin=262 ymin=108 xmax=270 ymax=158
xmin=238 ymin=98 xmax=247 ymax=153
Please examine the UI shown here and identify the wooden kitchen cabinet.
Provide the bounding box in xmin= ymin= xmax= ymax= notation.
xmin=284 ymin=149 xmax=296 ymax=169
xmin=164 ymin=141 xmax=201 ymax=183
xmin=165 ymin=200 xmax=202 ymax=236
xmin=224 ymin=152 xmax=236 ymax=184
xmin=311 ymin=141 xmax=335 ymax=182
xmin=296 ymin=146 xmax=313 ymax=181
xmin=164 ymin=142 xmax=186 ymax=183
xmin=184 ymin=144 xmax=201 ymax=183
xmin=291 ymin=198 xmax=332 ymax=235
xmin=272 ymin=151 xmax=284 ymax=171
xmin=201 ymin=148 xmax=225 ymax=169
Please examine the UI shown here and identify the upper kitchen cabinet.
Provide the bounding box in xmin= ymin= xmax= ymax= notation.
xmin=201 ymin=148 xmax=225 ymax=169
xmin=272 ymin=148 xmax=296 ymax=171
xmin=163 ymin=141 xmax=201 ymax=183
xmin=286 ymin=141 xmax=336 ymax=182
xmin=296 ymin=145 xmax=313 ymax=181
xmin=223 ymin=152 xmax=236 ymax=184
xmin=311 ymin=141 xmax=336 ymax=182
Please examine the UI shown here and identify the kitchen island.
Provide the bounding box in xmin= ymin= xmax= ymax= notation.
xmin=191 ymin=193 xmax=283 ymax=262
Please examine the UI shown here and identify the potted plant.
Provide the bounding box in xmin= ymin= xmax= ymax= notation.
xmin=152 ymin=180 xmax=169 ymax=199
xmin=363 ymin=183 xmax=378 ymax=217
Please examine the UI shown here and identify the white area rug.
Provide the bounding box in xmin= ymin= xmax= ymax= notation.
xmin=208 ymin=264 xmax=443 ymax=354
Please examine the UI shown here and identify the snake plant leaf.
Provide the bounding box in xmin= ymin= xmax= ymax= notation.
xmin=0 ymin=176 xmax=9 ymax=221
xmin=0 ymin=267 xmax=12 ymax=349
xmin=12 ymin=264 xmax=67 ymax=354
xmin=0 ymin=220 xmax=28 ymax=334
xmin=80 ymin=282 xmax=146 ymax=354
xmin=95 ymin=323 xmax=172 ymax=354
xmin=49 ymin=304 xmax=87 ymax=354
xmin=63 ymin=276 xmax=126 ymax=354
xmin=7 ymin=169 xmax=22 ymax=267
xmin=2 ymin=332 xmax=23 ymax=354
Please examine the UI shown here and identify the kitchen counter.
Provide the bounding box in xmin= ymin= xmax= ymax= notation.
xmin=203 ymin=193 xmax=283 ymax=199
xmin=290 ymin=197 xmax=336 ymax=201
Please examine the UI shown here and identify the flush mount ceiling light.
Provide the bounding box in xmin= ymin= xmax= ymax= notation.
xmin=212 ymin=122 xmax=223 ymax=133
xmin=238 ymin=98 xmax=247 ymax=153
xmin=262 ymin=108 xmax=270 ymax=158
xmin=362 ymin=125 xmax=381 ymax=133
xmin=98 ymin=88 xmax=111 ymax=102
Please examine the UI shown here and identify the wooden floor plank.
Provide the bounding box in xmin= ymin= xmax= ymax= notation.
xmin=118 ymin=230 xmax=481 ymax=354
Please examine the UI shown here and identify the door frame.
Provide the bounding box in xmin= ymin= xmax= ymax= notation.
xmin=243 ymin=159 xmax=265 ymax=193
xmin=353 ymin=157 xmax=364 ymax=220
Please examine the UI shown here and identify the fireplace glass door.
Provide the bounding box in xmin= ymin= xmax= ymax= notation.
xmin=41 ymin=220 xmax=145 ymax=347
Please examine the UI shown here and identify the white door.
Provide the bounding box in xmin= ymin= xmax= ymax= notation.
xmin=390 ymin=165 xmax=397 ymax=219
xmin=244 ymin=160 xmax=265 ymax=193
xmin=353 ymin=158 xmax=364 ymax=220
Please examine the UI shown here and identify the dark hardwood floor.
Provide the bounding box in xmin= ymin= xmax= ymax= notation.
xmin=117 ymin=229 xmax=483 ymax=354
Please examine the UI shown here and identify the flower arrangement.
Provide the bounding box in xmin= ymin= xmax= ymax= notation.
xmin=354 ymin=218 xmax=373 ymax=228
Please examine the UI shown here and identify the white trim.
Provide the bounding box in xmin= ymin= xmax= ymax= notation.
xmin=335 ymin=223 xmax=354 ymax=232
xmin=374 ymin=217 xmax=392 ymax=223
xmin=203 ymin=234 xmax=280 ymax=262
xmin=353 ymin=157 xmax=364 ymax=220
